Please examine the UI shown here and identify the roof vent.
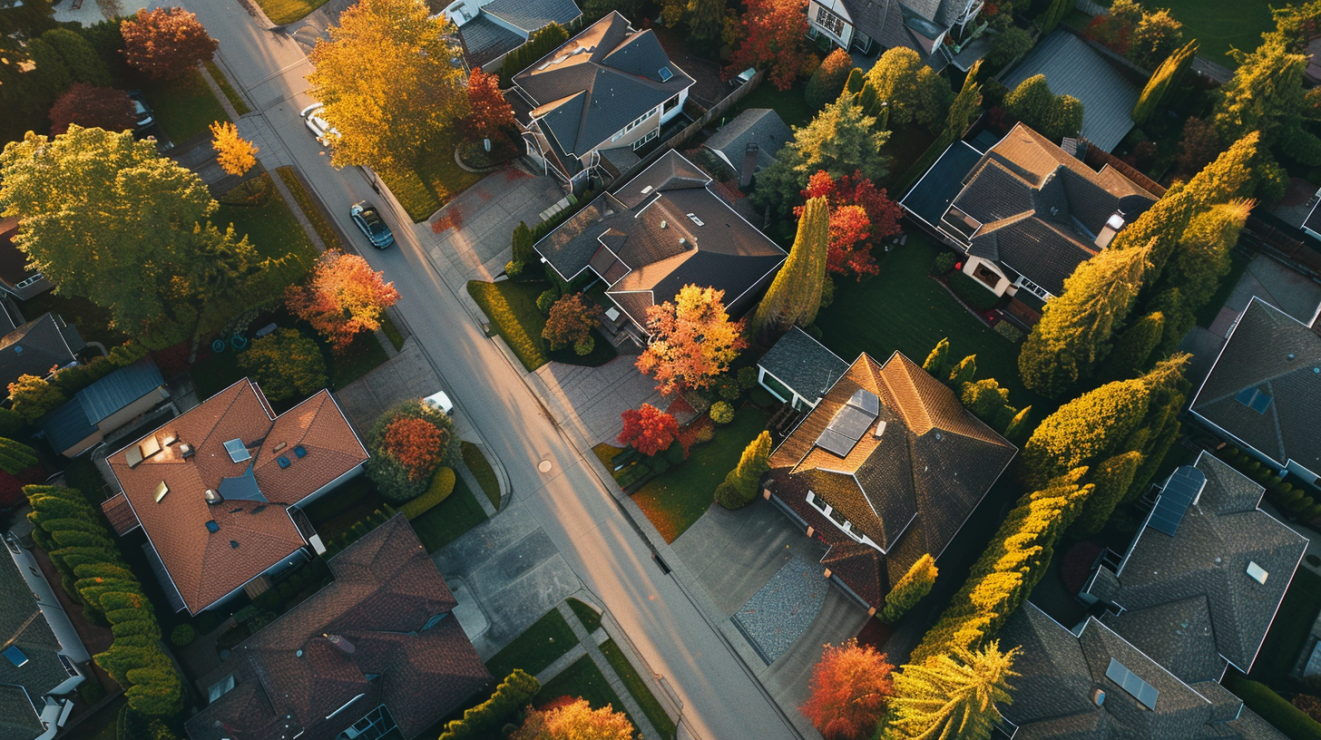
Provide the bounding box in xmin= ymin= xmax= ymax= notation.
xmin=324 ymin=634 xmax=356 ymax=655
xmin=204 ymin=489 xmax=221 ymax=505
xmin=273 ymin=441 xmax=287 ymax=453
xmin=1247 ymin=561 xmax=1269 ymax=584
xmin=223 ymin=439 xmax=250 ymax=463
xmin=660 ymin=220 xmax=667 ymax=229
xmin=934 ymin=431 xmax=943 ymax=441
xmin=687 ymin=213 xmax=705 ymax=226
xmin=679 ymin=237 xmax=688 ymax=247
xmin=1289 ymin=353 xmax=1297 ymax=360
xmin=641 ymin=185 xmax=653 ymax=194
xmin=294 ymin=445 xmax=307 ymax=458
xmin=1095 ymin=211 xmax=1126 ymax=250
xmin=873 ymin=420 xmax=887 ymax=438
xmin=230 ymin=540 xmax=240 ymax=549
xmin=205 ymin=520 xmax=219 ymax=533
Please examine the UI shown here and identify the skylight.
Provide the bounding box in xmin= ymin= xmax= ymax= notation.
xmin=153 ymin=481 xmax=169 ymax=503
xmin=658 ymin=66 xmax=673 ymax=81
xmin=686 ymin=213 xmax=705 ymax=226
xmin=1247 ymin=561 xmax=1269 ymax=584
xmin=2 ymin=646 xmax=28 ymax=668
xmin=1105 ymin=658 xmax=1158 ymax=710
xmin=1235 ymin=387 xmax=1272 ymax=414
xmin=224 ymin=439 xmax=251 ymax=463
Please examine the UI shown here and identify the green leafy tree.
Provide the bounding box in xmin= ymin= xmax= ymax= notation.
xmin=960 ymin=379 xmax=1012 ymax=428
xmin=988 ymin=27 xmax=1033 ymax=67
xmin=1037 ymin=0 xmax=1070 ymax=34
xmin=1128 ymin=8 xmax=1182 ymax=69
xmin=1132 ymin=40 xmax=1198 ymax=125
xmin=1018 ymin=243 xmax=1152 ymax=398
xmin=40 ymin=28 xmax=112 ymax=86
xmin=753 ymin=197 xmax=829 ymax=340
xmin=1003 ymin=74 xmax=1083 ymax=141
xmin=309 ymin=0 xmax=468 ymax=171
xmin=923 ymin=337 xmax=951 ymax=378
xmin=806 ymin=49 xmax=853 ymax=109
xmin=1072 ymin=451 xmax=1143 ymax=536
xmin=687 ymin=0 xmax=727 ymax=50
xmin=0 ymin=438 xmax=39 ymax=475
xmin=715 ymin=431 xmax=771 ymax=509
xmin=237 ymin=329 xmax=329 ymax=403
xmin=863 ymin=47 xmax=953 ymax=130
xmin=879 ymin=554 xmax=938 ymax=624
xmin=8 ymin=375 xmax=66 ymax=423
xmin=6 ymin=37 xmax=71 ymax=121
xmin=889 ymin=642 xmax=1020 ymax=740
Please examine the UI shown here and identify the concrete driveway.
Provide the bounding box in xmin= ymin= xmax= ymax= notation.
xmin=532 ymin=357 xmax=665 ymax=446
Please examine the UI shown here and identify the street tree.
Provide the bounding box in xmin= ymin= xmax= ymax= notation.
xmin=121 ymin=8 xmax=218 ymax=80
xmin=512 ymin=698 xmax=634 ymax=740
xmin=889 ymin=642 xmax=1020 ymax=740
xmin=636 ymin=285 xmax=747 ymax=394
xmin=726 ymin=0 xmax=809 ymax=91
xmin=309 ymin=0 xmax=468 ymax=170
xmin=753 ymin=197 xmax=829 ymax=340
xmin=800 ymin=639 xmax=894 ymax=740
xmin=285 ymin=250 xmax=401 ymax=351
xmin=49 ymin=83 xmax=136 ymax=135
xmin=618 ymin=404 xmax=680 ymax=456
xmin=209 ymin=121 xmax=259 ymax=179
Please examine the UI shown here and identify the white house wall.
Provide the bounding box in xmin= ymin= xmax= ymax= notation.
xmin=807 ymin=0 xmax=854 ymax=47
xmin=7 ymin=542 xmax=91 ymax=664
xmin=961 ymin=255 xmax=1011 ymax=296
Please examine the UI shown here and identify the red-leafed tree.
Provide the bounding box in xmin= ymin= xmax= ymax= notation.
xmin=794 ymin=170 xmax=903 ymax=280
xmin=725 ymin=0 xmax=810 ymax=92
xmin=382 ymin=416 xmax=444 ymax=480
xmin=121 ymin=7 xmax=218 ymax=80
xmin=462 ymin=68 xmax=515 ymax=142
xmin=618 ymin=404 xmax=680 ymax=456
xmin=0 ymin=466 xmax=43 ymax=510
xmin=49 ymin=83 xmax=136 ymax=135
xmin=636 ymin=285 xmax=747 ymax=395
xmin=286 ymin=250 xmax=401 ymax=351
xmin=800 ymin=638 xmax=895 ymax=740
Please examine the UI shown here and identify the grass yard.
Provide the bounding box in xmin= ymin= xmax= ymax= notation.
xmin=1249 ymin=566 xmax=1321 ymax=690
xmin=467 ymin=280 xmax=618 ymax=372
xmin=203 ymin=60 xmax=251 ymax=116
xmin=381 ymin=135 xmax=484 ymax=222
xmin=409 ymin=475 xmax=488 ymax=553
xmin=461 ymin=441 xmax=502 ymax=510
xmin=567 ymin=597 xmax=602 ymax=633
xmin=253 ymin=0 xmax=332 ymax=24
xmin=484 ymin=607 xmax=579 ymax=680
xmin=600 ymin=639 xmax=677 ymax=740
xmin=726 ymin=79 xmax=815 ymax=129
xmin=277 ymin=166 xmax=345 ymax=252
xmin=814 ymin=233 xmax=1055 ymax=420
xmin=330 ymin=331 xmax=390 ymax=387
xmin=632 ymin=407 xmax=771 ymax=543
xmin=218 ymin=177 xmax=318 ymax=275
xmin=381 ymin=313 xmax=406 ymax=350
xmin=138 ymin=68 xmax=228 ymax=142
xmin=535 ymin=655 xmax=632 ymax=724
xmin=60 ymin=696 xmax=125 ymax=740
xmin=1162 ymin=0 xmax=1274 ymax=69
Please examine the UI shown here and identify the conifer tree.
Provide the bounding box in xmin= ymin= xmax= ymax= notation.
xmin=960 ymin=379 xmax=1013 ymax=428
xmin=0 ymin=438 xmax=39 ymax=475
xmin=1018 ymin=243 xmax=1152 ymax=398
xmin=889 ymin=642 xmax=1020 ymax=740
xmin=1072 ymin=451 xmax=1143 ymax=536
xmin=1037 ymin=0 xmax=1070 ymax=35
xmin=948 ymin=355 xmax=976 ymax=386
xmin=715 ymin=431 xmax=772 ymax=509
xmin=1132 ymin=39 xmax=1197 ymax=125
xmin=880 ymin=554 xmax=938 ymax=624
xmin=923 ymin=337 xmax=951 ymax=378
xmin=1003 ymin=406 xmax=1032 ymax=443
xmin=753 ymin=197 xmax=829 ymax=341
xmin=1213 ymin=34 xmax=1308 ymax=146
xmin=1099 ymin=311 xmax=1164 ymax=381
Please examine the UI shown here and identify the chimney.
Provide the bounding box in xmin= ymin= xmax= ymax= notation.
xmin=180 ymin=444 xmax=195 ymax=459
xmin=324 ymin=634 xmax=356 ymax=655
xmin=1095 ymin=212 xmax=1126 ymax=250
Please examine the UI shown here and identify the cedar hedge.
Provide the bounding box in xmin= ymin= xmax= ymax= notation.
xmin=1225 ymin=673 xmax=1321 ymax=740
xmin=440 ymin=669 xmax=541 ymax=740
xmin=401 ymin=467 xmax=457 ymax=520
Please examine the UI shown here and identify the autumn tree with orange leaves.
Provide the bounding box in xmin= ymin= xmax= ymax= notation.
xmin=800 ymin=639 xmax=895 ymax=740
xmin=286 ymin=250 xmax=400 ymax=351
xmin=618 ymin=404 xmax=680 ymax=457
xmin=121 ymin=8 xmax=218 ymax=80
xmin=725 ymin=0 xmax=810 ymax=91
xmin=366 ymin=399 xmax=459 ymax=502
xmin=795 ymin=170 xmax=904 ymax=280
xmin=383 ymin=417 xmax=444 ymax=480
xmin=636 ymin=285 xmax=747 ymax=395
xmin=462 ymin=68 xmax=516 ymax=142
xmin=512 ymin=698 xmax=633 ymax=740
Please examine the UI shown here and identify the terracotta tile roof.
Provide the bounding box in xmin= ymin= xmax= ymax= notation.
xmin=101 ymin=492 xmax=140 ymax=535
xmin=104 ymin=380 xmax=369 ymax=615
xmin=184 ymin=516 xmax=489 ymax=740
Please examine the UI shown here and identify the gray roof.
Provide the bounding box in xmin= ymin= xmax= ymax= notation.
xmin=1191 ymin=297 xmax=1321 ymax=476
xmin=999 ymin=31 xmax=1139 ymax=152
xmin=482 ymin=0 xmax=581 ymax=33
xmin=758 ymin=327 xmax=849 ymax=405
xmin=513 ymin=12 xmax=694 ymax=159
xmin=702 ymin=109 xmax=792 ymax=178
xmin=839 ymin=0 xmax=957 ymax=70
xmin=0 ymin=552 xmax=73 ymax=740
xmin=0 ymin=686 xmax=43 ymax=740
xmin=40 ymin=357 xmax=164 ymax=451
xmin=901 ymin=140 xmax=984 ymax=227
xmin=457 ymin=15 xmax=524 ymax=69
xmin=1087 ymin=452 xmax=1307 ymax=683
xmin=0 ymin=314 xmax=78 ymax=391
xmin=534 ymin=150 xmax=785 ymax=329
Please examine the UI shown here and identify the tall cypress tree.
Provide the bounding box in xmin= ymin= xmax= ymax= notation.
xmin=753 ymin=197 xmax=829 ymax=341
xmin=889 ymin=642 xmax=1020 ymax=740
xmin=1132 ymin=39 xmax=1198 ymax=125
xmin=1072 ymin=451 xmax=1143 ymax=536
xmin=1098 ymin=310 xmax=1165 ymax=381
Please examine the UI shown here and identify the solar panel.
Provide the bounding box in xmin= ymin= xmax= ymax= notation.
xmin=1105 ymin=658 xmax=1159 ymax=710
xmin=1146 ymin=465 xmax=1205 ymax=537
xmin=816 ymin=429 xmax=856 ymax=457
xmin=828 ymin=405 xmax=874 ymax=439
xmin=848 ymin=389 xmax=880 ymax=416
xmin=816 ymin=389 xmax=882 ymax=457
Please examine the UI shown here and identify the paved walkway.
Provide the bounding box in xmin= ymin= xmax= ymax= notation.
xmin=556 ymin=600 xmax=665 ymax=740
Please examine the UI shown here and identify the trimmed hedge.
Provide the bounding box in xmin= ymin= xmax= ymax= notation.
xmin=440 ymin=669 xmax=541 ymax=740
xmin=1225 ymin=674 xmax=1321 ymax=740
xmin=401 ymin=467 xmax=456 ymax=520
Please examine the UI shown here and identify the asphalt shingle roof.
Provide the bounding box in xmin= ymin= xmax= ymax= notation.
xmin=702 ymin=108 xmax=792 ymax=176
xmin=1191 ymin=297 xmax=1321 ymax=477
xmin=999 ymin=31 xmax=1140 ymax=152
xmin=482 ymin=0 xmax=581 ymax=33
xmin=758 ymin=327 xmax=849 ymax=406
xmin=901 ymin=141 xmax=984 ymax=228
xmin=457 ymin=15 xmax=524 ymax=69
xmin=0 ymin=550 xmax=74 ymax=740
xmin=0 ymin=313 xmax=78 ymax=391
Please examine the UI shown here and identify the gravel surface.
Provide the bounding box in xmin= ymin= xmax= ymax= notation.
xmin=732 ymin=556 xmax=828 ymax=664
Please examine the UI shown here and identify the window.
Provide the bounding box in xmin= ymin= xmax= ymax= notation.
xmin=807 ymin=492 xmax=860 ymax=540
xmin=612 ymin=108 xmax=657 ymax=141
xmin=632 ymin=127 xmax=659 ymax=150
xmin=815 ymin=6 xmax=847 ymax=37
xmin=663 ymin=94 xmax=680 ymax=114
xmin=806 ymin=491 xmax=829 ymax=515
xmin=1018 ymin=277 xmax=1051 ymax=300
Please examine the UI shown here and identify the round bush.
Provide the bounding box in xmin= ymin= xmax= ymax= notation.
xmin=505 ymin=260 xmax=524 ymax=278
xmin=366 ymin=400 xmax=461 ymax=502
xmin=695 ymin=425 xmax=715 ymax=444
xmin=536 ymin=288 xmax=558 ymax=315
xmin=573 ymin=335 xmax=594 ymax=356
xmin=717 ymin=376 xmax=741 ymax=401
xmin=714 ymin=480 xmax=754 ymax=510
xmin=169 ymin=624 xmax=195 ymax=647
xmin=933 ymin=252 xmax=958 ymax=275
xmin=710 ymin=401 xmax=734 ymax=425
xmin=737 ymin=367 xmax=758 ymax=390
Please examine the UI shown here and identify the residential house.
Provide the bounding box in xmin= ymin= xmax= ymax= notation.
xmin=0 ymin=533 xmax=92 ymax=740
xmin=701 ymin=108 xmax=792 ymax=188
xmin=996 ymin=453 xmax=1300 ymax=740
xmin=509 ymin=12 xmax=694 ymax=189
xmin=185 ymin=515 xmax=489 ymax=740
xmin=1190 ymin=296 xmax=1321 ymax=486
xmin=534 ymin=149 xmax=786 ymax=347
xmin=756 ymin=327 xmax=849 ymax=411
xmin=39 ymin=357 xmax=167 ymax=458
xmin=902 ymin=123 xmax=1156 ymax=303
xmin=100 ymin=379 xmax=369 ymax=615
xmin=438 ymin=0 xmax=582 ymax=72
xmin=999 ymin=31 xmax=1143 ymax=153
xmin=1302 ymin=192 xmax=1321 ymax=242
xmin=764 ymin=351 xmax=1016 ymax=613
xmin=0 ymin=219 xmax=52 ymax=301
xmin=805 ymin=0 xmax=986 ymax=69
xmin=0 ymin=314 xmax=83 ymax=394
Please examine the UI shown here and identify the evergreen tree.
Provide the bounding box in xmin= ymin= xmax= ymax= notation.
xmin=879 ymin=554 xmax=938 ymax=624
xmin=889 ymin=642 xmax=1020 ymax=740
xmin=0 ymin=438 xmax=39 ymax=475
xmin=1133 ymin=40 xmax=1198 ymax=125
xmin=1213 ymin=34 xmax=1308 ymax=147
xmin=1072 ymin=451 xmax=1143 ymax=536
xmin=1099 ymin=311 xmax=1165 ymax=381
xmin=960 ymin=379 xmax=1012 ymax=428
xmin=923 ymin=337 xmax=951 ymax=378
xmin=948 ymin=355 xmax=976 ymax=386
xmin=1004 ymin=75 xmax=1083 ymax=141
xmin=509 ymin=221 xmax=536 ymax=274
xmin=753 ymin=197 xmax=829 ymax=340
xmin=41 ymin=28 xmax=112 ymax=87
xmin=805 ymin=48 xmax=853 ymax=109
xmin=1037 ymin=0 xmax=1070 ymax=35
xmin=687 ymin=0 xmax=726 ymax=50
xmin=715 ymin=431 xmax=772 ymax=509
xmin=1003 ymin=406 xmax=1032 ymax=443
xmin=1157 ymin=199 xmax=1252 ymax=338
xmin=1018 ymin=244 xmax=1152 ymax=398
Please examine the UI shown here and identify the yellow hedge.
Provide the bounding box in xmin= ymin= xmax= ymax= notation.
xmin=402 ymin=467 xmax=456 ymax=520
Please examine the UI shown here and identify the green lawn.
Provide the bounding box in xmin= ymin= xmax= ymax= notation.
xmin=381 ymin=135 xmax=484 ymax=222
xmin=485 ymin=607 xmax=579 ymax=681
xmin=1249 ymin=566 xmax=1321 ymax=690
xmin=60 ymin=695 xmax=125 ymax=740
xmin=814 ymin=233 xmax=1055 ymax=420
xmin=567 ymin=597 xmax=602 ymax=633
xmin=467 ymin=280 xmax=618 ymax=372
xmin=330 ymin=331 xmax=390 ymax=387
xmin=302 ymin=476 xmax=383 ymax=536
xmin=254 ymin=0 xmax=332 ymax=24
xmin=138 ymin=68 xmax=228 ymax=142
xmin=535 ymin=655 xmax=632 ymax=723
xmin=277 ymin=165 xmax=345 ymax=252
xmin=632 ymin=407 xmax=771 ymax=543
xmin=727 ymin=79 xmax=815 ymax=129
xmin=600 ymin=639 xmax=677 ymax=740
xmin=381 ymin=313 xmax=406 ymax=350
xmin=1163 ymin=0 xmax=1274 ymax=69
xmin=217 ymin=176 xmax=319 ymax=281
xmin=203 ymin=60 xmax=251 ymax=116
xmin=409 ymin=475 xmax=489 ymax=553
xmin=461 ymin=441 xmax=502 ymax=510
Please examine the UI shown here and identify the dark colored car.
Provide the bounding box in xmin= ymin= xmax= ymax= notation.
xmin=350 ymin=202 xmax=395 ymax=249
xmin=127 ymin=90 xmax=154 ymax=132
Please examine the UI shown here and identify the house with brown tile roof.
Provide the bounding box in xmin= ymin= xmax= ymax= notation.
xmin=102 ymin=379 xmax=369 ymax=615
xmin=185 ymin=515 xmax=489 ymax=740
xmin=764 ymin=351 xmax=1016 ymax=613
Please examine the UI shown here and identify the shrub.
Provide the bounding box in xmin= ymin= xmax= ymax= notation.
xmin=170 ymin=624 xmax=196 ymax=647
xmin=933 ymin=252 xmax=957 ymax=275
xmin=536 ymin=288 xmax=559 ymax=315
xmin=506 ymin=260 xmax=525 ymax=278
xmin=441 ymin=670 xmax=542 ymax=740
xmin=543 ymin=293 xmax=600 ymax=350
xmin=993 ymin=320 xmax=1024 ymax=343
xmin=717 ymin=376 xmax=741 ymax=401
xmin=710 ymin=401 xmax=734 ymax=425
xmin=367 ymin=400 xmax=461 ymax=502
xmin=805 ymin=48 xmax=853 ymax=109
xmin=573 ymin=335 xmax=594 ymax=356
xmin=237 ymin=328 xmax=328 ymax=403
xmin=1224 ymin=674 xmax=1321 ymax=740
xmin=401 ymin=467 xmax=457 ymax=520
xmin=737 ymin=367 xmax=758 ymax=390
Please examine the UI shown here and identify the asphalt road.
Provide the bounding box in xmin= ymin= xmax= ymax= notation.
xmin=178 ymin=2 xmax=805 ymax=739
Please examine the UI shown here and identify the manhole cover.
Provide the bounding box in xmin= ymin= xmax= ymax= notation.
xmin=538 ymin=460 xmax=553 ymax=473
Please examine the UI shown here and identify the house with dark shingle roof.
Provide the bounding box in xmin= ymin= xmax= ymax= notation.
xmin=1190 ymin=296 xmax=1321 ymax=486
xmin=764 ymin=351 xmax=1016 ymax=613
xmin=805 ymin=0 xmax=987 ymax=70
xmin=436 ymin=0 xmax=582 ymax=72
xmin=757 ymin=327 xmax=850 ymax=411
xmin=510 ymin=11 xmax=694 ymax=188
xmin=902 ymin=123 xmax=1156 ymax=303
xmin=0 ymin=218 xmax=52 ymax=301
xmin=39 ymin=357 xmax=166 ymax=458
xmin=534 ymin=149 xmax=786 ymax=346
xmin=0 ymin=535 xmax=92 ymax=740
xmin=701 ymin=108 xmax=792 ymax=188
xmin=0 ymin=313 xmax=83 ymax=396
xmin=101 ymin=378 xmax=369 ymax=615
xmin=185 ymin=515 xmax=489 ymax=740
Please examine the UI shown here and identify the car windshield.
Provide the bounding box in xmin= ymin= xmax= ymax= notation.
xmin=133 ymin=100 xmax=148 ymax=115
xmin=361 ymin=209 xmax=386 ymax=234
